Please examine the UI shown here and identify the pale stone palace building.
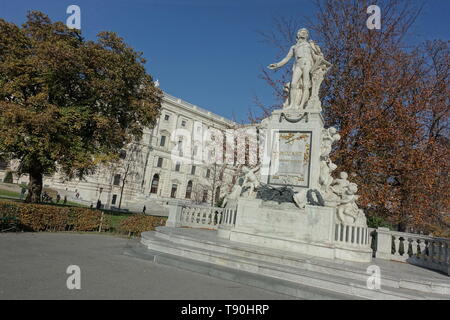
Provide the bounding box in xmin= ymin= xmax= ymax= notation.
xmin=0 ymin=92 xmax=259 ymax=214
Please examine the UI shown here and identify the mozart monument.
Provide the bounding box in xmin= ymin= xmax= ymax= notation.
xmin=141 ymin=28 xmax=450 ymax=300
xmin=219 ymin=28 xmax=372 ymax=262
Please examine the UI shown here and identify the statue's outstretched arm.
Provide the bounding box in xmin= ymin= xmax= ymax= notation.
xmin=268 ymin=46 xmax=294 ymax=69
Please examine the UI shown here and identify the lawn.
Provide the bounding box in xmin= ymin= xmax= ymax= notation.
xmin=0 ymin=189 xmax=21 ymax=198
xmin=104 ymin=212 xmax=130 ymax=231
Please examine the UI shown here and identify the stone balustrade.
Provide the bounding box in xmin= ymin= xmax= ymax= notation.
xmin=166 ymin=203 xmax=234 ymax=230
xmin=334 ymin=222 xmax=370 ymax=247
xmin=219 ymin=207 xmax=238 ymax=228
xmin=179 ymin=205 xmax=223 ymax=229
xmin=372 ymin=227 xmax=450 ymax=276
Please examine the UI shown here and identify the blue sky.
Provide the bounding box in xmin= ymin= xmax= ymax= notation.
xmin=1 ymin=0 xmax=449 ymax=122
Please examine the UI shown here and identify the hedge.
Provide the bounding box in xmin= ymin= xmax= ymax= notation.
xmin=0 ymin=200 xmax=109 ymax=232
xmin=0 ymin=200 xmax=166 ymax=236
xmin=119 ymin=214 xmax=166 ymax=237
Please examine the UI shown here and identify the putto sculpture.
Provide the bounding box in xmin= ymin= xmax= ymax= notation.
xmin=268 ymin=28 xmax=331 ymax=110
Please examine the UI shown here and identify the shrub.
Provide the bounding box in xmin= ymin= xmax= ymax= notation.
xmin=0 ymin=200 xmax=106 ymax=232
xmin=119 ymin=214 xmax=166 ymax=237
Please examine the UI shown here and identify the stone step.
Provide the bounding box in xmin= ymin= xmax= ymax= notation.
xmin=141 ymin=230 xmax=449 ymax=300
xmin=150 ymin=227 xmax=450 ymax=296
xmin=124 ymin=241 xmax=358 ymax=300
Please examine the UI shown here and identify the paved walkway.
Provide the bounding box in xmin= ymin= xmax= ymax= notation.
xmin=0 ymin=232 xmax=293 ymax=300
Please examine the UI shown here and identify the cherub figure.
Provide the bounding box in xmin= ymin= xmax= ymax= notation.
xmin=221 ymin=180 xmax=242 ymax=208
xmin=330 ymin=171 xmax=350 ymax=196
xmin=241 ymin=165 xmax=261 ymax=199
xmin=321 ymin=127 xmax=340 ymax=159
xmin=336 ymin=183 xmax=363 ymax=223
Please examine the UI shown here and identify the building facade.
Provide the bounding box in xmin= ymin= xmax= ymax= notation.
xmin=0 ymin=92 xmax=259 ymax=213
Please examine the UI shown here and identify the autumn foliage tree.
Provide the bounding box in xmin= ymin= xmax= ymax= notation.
xmin=0 ymin=11 xmax=162 ymax=203
xmin=255 ymin=0 xmax=449 ymax=233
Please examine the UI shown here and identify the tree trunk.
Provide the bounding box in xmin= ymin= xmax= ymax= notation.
xmin=25 ymin=169 xmax=43 ymax=203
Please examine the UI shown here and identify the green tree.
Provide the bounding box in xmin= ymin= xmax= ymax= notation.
xmin=0 ymin=11 xmax=162 ymax=203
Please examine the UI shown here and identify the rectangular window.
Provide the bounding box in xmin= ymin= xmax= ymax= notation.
xmin=164 ymin=114 xmax=170 ymax=121
xmin=171 ymin=184 xmax=178 ymax=198
xmin=111 ymin=194 xmax=117 ymax=205
xmin=113 ymin=174 xmax=121 ymax=186
xmin=206 ymin=169 xmax=210 ymax=178
xmin=157 ymin=157 xmax=163 ymax=168
xmin=191 ymin=165 xmax=196 ymax=175
xmin=178 ymin=139 xmax=183 ymax=156
xmin=181 ymin=120 xmax=186 ymax=127
xmin=175 ymin=162 xmax=181 ymax=172
xmin=160 ymin=136 xmax=166 ymax=147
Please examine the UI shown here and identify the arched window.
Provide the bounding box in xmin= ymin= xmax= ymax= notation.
xmin=185 ymin=180 xmax=193 ymax=199
xmin=150 ymin=174 xmax=159 ymax=194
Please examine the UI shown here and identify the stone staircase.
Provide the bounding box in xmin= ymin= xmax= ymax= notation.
xmin=128 ymin=226 xmax=450 ymax=300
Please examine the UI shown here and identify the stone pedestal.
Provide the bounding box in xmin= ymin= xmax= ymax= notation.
xmin=230 ymin=198 xmax=372 ymax=262
xmin=260 ymin=110 xmax=323 ymax=192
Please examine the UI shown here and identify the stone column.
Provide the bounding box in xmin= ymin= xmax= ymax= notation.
xmin=166 ymin=204 xmax=183 ymax=228
xmin=375 ymin=227 xmax=393 ymax=260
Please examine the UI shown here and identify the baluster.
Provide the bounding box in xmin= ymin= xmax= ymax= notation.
xmin=192 ymin=208 xmax=196 ymax=225
xmin=206 ymin=210 xmax=210 ymax=225
xmin=393 ymin=236 xmax=401 ymax=257
xmin=435 ymin=241 xmax=442 ymax=264
xmin=217 ymin=211 xmax=222 ymax=226
xmin=429 ymin=241 xmax=435 ymax=262
xmin=210 ymin=210 xmax=214 ymax=226
xmin=194 ymin=209 xmax=199 ymax=225
xmin=220 ymin=209 xmax=224 ymax=226
xmin=202 ymin=210 xmax=207 ymax=225
xmin=410 ymin=238 xmax=418 ymax=257
xmin=417 ymin=239 xmax=425 ymax=259
xmin=403 ymin=238 xmax=410 ymax=257
xmin=444 ymin=242 xmax=449 ymax=265
xmin=230 ymin=210 xmax=234 ymax=226
xmin=186 ymin=208 xmax=191 ymax=225
xmin=351 ymin=226 xmax=355 ymax=244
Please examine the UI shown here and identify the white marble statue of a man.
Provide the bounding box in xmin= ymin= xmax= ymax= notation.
xmin=268 ymin=28 xmax=330 ymax=110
